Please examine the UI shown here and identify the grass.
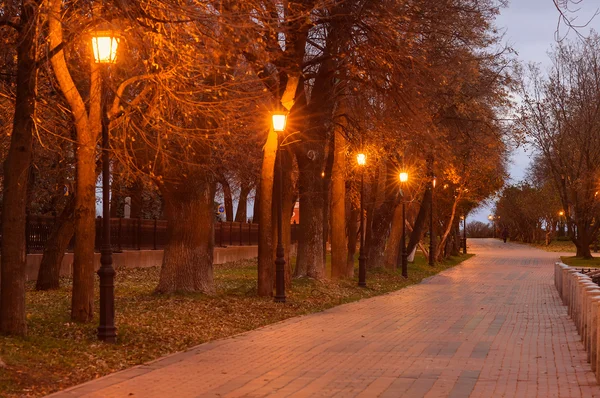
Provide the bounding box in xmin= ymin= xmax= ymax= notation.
xmin=560 ymin=256 xmax=600 ymax=268
xmin=528 ymin=240 xmax=577 ymax=252
xmin=0 ymin=252 xmax=473 ymax=397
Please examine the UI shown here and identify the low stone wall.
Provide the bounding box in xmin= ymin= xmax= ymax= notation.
xmin=554 ymin=262 xmax=600 ymax=380
xmin=24 ymin=246 xmax=258 ymax=282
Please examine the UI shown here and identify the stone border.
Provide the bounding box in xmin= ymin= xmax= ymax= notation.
xmin=555 ymin=262 xmax=600 ymax=379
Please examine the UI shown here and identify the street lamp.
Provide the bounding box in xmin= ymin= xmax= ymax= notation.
xmin=399 ymin=171 xmax=408 ymax=278
xmin=558 ymin=210 xmax=565 ymax=237
xmin=357 ymin=153 xmax=367 ymax=287
xmin=429 ymin=175 xmax=436 ymax=266
xmin=272 ymin=110 xmax=287 ymax=302
xmin=488 ymin=214 xmax=496 ymax=238
xmin=92 ymin=29 xmax=120 ymax=343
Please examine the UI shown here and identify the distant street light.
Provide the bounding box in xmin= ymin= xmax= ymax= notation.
xmin=271 ymin=110 xmax=287 ymax=302
xmin=399 ymin=171 xmax=409 ymax=278
xmin=558 ymin=210 xmax=565 ymax=237
xmin=357 ymin=153 xmax=367 ymax=287
xmin=488 ymin=214 xmax=496 ymax=238
xmin=92 ymin=28 xmax=120 ymax=343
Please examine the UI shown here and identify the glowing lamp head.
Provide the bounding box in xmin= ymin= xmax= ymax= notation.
xmin=271 ymin=112 xmax=287 ymax=132
xmin=91 ymin=33 xmax=120 ymax=64
xmin=357 ymin=153 xmax=366 ymax=166
xmin=432 ymin=176 xmax=437 ymax=188
xmin=399 ymin=172 xmax=408 ymax=183
xmin=488 ymin=215 xmax=493 ymax=221
xmin=559 ymin=210 xmax=564 ymax=216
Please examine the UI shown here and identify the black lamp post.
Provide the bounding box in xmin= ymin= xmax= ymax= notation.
xmin=272 ymin=111 xmax=287 ymax=302
xmin=92 ymin=31 xmax=119 ymax=343
xmin=399 ymin=171 xmax=408 ymax=278
xmin=488 ymin=215 xmax=496 ymax=238
xmin=357 ymin=153 xmax=367 ymax=287
xmin=558 ymin=210 xmax=565 ymax=237
xmin=429 ymin=175 xmax=436 ymax=266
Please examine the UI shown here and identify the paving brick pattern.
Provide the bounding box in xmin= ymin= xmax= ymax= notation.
xmin=49 ymin=239 xmax=600 ymax=397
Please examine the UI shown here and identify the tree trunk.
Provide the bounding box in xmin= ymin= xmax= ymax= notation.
xmin=129 ymin=178 xmax=144 ymax=219
xmin=281 ymin=150 xmax=294 ymax=287
xmin=235 ymin=182 xmax=251 ymax=223
xmin=346 ymin=206 xmax=359 ymax=277
xmin=219 ymin=175 xmax=234 ymax=222
xmin=252 ymin=180 xmax=260 ymax=224
xmin=36 ymin=195 xmax=76 ymax=290
xmin=366 ymin=200 xmax=397 ymax=269
xmin=322 ymin=143 xmax=333 ymax=265
xmin=575 ymin=223 xmax=593 ymax=259
xmin=294 ymin=140 xmax=326 ymax=279
xmin=407 ymin=189 xmax=431 ymax=255
xmin=257 ymin=129 xmax=277 ymax=296
xmin=330 ymin=129 xmax=347 ymax=278
xmin=0 ymin=0 xmax=40 ymax=335
xmin=435 ymin=196 xmax=461 ymax=261
xmin=155 ymin=176 xmax=216 ymax=294
xmin=49 ymin=0 xmax=99 ymax=322
xmin=366 ymin=162 xmax=399 ymax=269
xmin=110 ymin=169 xmax=122 ymax=217
xmin=384 ymin=204 xmax=403 ymax=270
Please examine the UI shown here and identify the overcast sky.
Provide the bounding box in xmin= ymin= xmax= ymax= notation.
xmin=470 ymin=0 xmax=599 ymax=223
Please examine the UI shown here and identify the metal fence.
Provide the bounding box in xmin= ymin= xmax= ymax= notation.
xmin=16 ymin=216 xmax=261 ymax=253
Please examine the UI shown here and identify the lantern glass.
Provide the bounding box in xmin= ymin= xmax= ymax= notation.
xmin=272 ymin=113 xmax=287 ymax=132
xmin=399 ymin=172 xmax=408 ymax=183
xmin=92 ymin=35 xmax=119 ymax=64
xmin=357 ymin=153 xmax=366 ymax=166
xmin=432 ymin=176 xmax=437 ymax=188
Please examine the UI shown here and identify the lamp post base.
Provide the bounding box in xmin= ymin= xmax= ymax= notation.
xmin=358 ymin=254 xmax=367 ymax=287
xmin=97 ymin=252 xmax=116 ymax=343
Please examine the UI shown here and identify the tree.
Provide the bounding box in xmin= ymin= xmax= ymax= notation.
xmin=0 ymin=0 xmax=42 ymax=335
xmin=517 ymin=35 xmax=600 ymax=258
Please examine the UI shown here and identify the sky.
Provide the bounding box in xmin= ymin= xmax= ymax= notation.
xmin=469 ymin=0 xmax=600 ymax=223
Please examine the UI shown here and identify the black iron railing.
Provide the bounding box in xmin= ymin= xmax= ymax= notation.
xmin=11 ymin=216 xmax=263 ymax=253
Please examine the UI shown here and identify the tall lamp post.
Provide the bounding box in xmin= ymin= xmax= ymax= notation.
xmin=429 ymin=175 xmax=436 ymax=266
xmin=357 ymin=153 xmax=367 ymax=287
xmin=399 ymin=171 xmax=409 ymax=278
xmin=488 ymin=215 xmax=495 ymax=238
xmin=558 ymin=210 xmax=565 ymax=237
xmin=272 ymin=111 xmax=287 ymax=302
xmin=92 ymin=30 xmax=120 ymax=343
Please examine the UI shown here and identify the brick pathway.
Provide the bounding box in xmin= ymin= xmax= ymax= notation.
xmin=49 ymin=239 xmax=600 ymax=397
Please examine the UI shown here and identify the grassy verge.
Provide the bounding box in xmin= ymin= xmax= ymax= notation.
xmin=560 ymin=256 xmax=600 ymax=268
xmin=0 ymin=252 xmax=473 ymax=397
xmin=528 ymin=240 xmax=577 ymax=252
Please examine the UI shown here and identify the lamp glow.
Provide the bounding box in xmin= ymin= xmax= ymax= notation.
xmin=399 ymin=172 xmax=408 ymax=183
xmin=272 ymin=112 xmax=287 ymax=132
xmin=432 ymin=176 xmax=437 ymax=188
xmin=357 ymin=153 xmax=366 ymax=166
xmin=91 ymin=35 xmax=119 ymax=64
xmin=559 ymin=210 xmax=564 ymax=216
